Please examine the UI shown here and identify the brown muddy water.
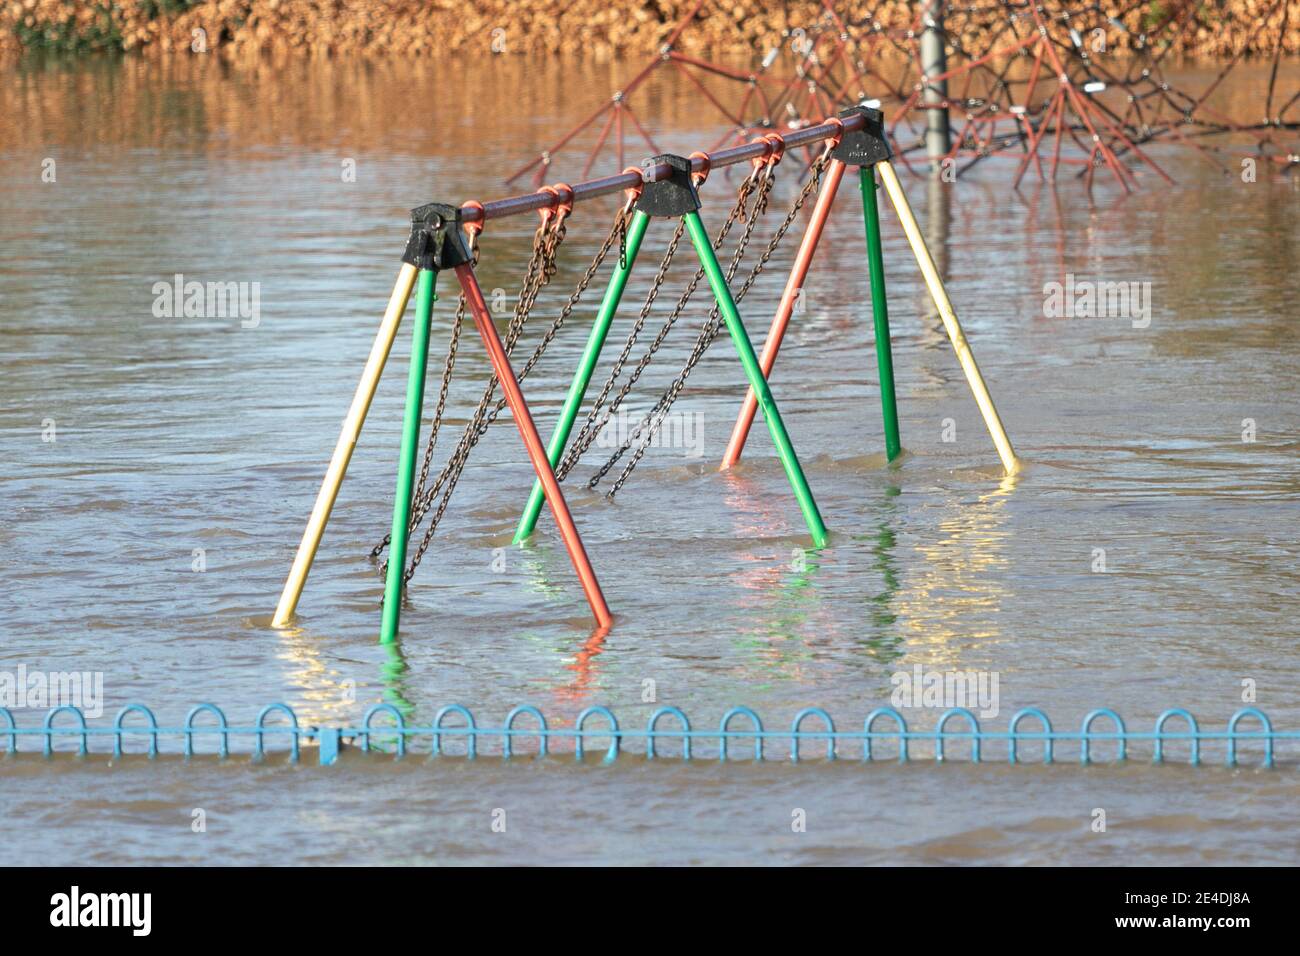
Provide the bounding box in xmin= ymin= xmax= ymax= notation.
xmin=0 ymin=53 xmax=1298 ymax=866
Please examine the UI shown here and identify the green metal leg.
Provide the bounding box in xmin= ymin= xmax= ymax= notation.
xmin=380 ymin=268 xmax=436 ymax=644
xmin=683 ymin=210 xmax=829 ymax=548
xmin=860 ymin=166 xmax=901 ymax=461
xmin=514 ymin=209 xmax=648 ymax=543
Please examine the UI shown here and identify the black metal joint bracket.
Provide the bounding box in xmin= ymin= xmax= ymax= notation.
xmin=634 ymin=154 xmax=701 ymax=218
xmin=401 ymin=202 xmax=473 ymax=271
xmin=831 ymin=105 xmax=893 ymax=167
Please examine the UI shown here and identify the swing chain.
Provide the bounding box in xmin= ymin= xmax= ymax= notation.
xmin=556 ymin=217 xmax=689 ymax=481
xmin=404 ymin=237 xmax=480 ymax=544
xmin=386 ymin=205 xmax=627 ymax=585
xmin=408 ymin=295 xmax=465 ymax=523
xmin=618 ymin=165 xmax=644 ymax=272
xmin=600 ymin=149 xmax=833 ymax=497
xmin=557 ymin=176 xmax=758 ymax=481
xmin=516 ymin=207 xmax=630 ymax=385
xmin=589 ymin=168 xmax=777 ymax=491
xmin=391 ymin=211 xmax=564 ymax=580
xmin=372 ymin=211 xmax=557 ymax=569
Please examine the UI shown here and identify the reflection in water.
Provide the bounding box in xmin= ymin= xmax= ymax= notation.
xmin=272 ymin=621 xmax=363 ymax=724
xmin=720 ymin=467 xmax=835 ymax=681
xmin=858 ymin=483 xmax=904 ymax=663
xmin=517 ymin=546 xmax=566 ymax=601
xmin=755 ymin=546 xmax=827 ymax=676
xmin=1019 ymin=181 xmax=1070 ymax=291
xmin=279 ymin=599 xmax=413 ymax=723
xmin=379 ymin=639 xmax=414 ymax=717
xmin=908 ymin=172 xmax=955 ymax=394
xmin=513 ymin=540 xmax=613 ymax=702
xmin=894 ymin=470 xmax=1019 ymax=668
xmin=926 ymin=173 xmax=952 ymax=282
xmin=730 ymin=553 xmax=828 ymax=684
xmin=551 ymin=625 xmax=608 ymax=705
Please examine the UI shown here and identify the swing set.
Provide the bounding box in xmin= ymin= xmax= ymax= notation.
xmin=269 ymin=106 xmax=1020 ymax=641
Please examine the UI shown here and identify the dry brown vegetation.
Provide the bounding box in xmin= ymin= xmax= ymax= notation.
xmin=2 ymin=0 xmax=1297 ymax=60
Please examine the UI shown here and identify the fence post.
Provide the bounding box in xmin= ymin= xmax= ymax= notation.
xmin=921 ymin=0 xmax=951 ymax=172
xmin=318 ymin=728 xmax=341 ymax=766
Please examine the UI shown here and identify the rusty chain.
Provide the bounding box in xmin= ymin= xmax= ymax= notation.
xmin=376 ymin=206 xmax=629 ymax=585
xmin=588 ymin=169 xmax=776 ymax=491
xmin=371 ymin=211 xmax=557 ymax=569
xmin=557 ymin=175 xmax=759 ymax=482
xmin=598 ymin=150 xmax=834 ymax=498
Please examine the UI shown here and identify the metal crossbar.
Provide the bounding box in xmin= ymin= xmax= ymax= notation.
xmin=2 ymin=703 xmax=1293 ymax=769
xmin=459 ymin=113 xmax=867 ymax=226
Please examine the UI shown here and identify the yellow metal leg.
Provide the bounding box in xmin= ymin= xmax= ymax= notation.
xmin=876 ymin=161 xmax=1020 ymax=476
xmin=272 ymin=263 xmax=419 ymax=627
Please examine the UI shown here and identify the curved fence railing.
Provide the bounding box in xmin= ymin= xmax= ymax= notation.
xmin=1 ymin=703 xmax=1295 ymax=769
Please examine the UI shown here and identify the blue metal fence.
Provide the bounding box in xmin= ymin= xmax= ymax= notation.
xmin=1 ymin=702 xmax=1294 ymax=768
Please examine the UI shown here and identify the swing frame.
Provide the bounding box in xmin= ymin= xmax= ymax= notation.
xmin=270 ymin=106 xmax=1019 ymax=642
xmin=374 ymin=203 xmax=612 ymax=643
xmin=514 ymin=149 xmax=829 ymax=548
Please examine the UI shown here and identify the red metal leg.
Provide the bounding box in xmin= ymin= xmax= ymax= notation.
xmin=453 ymin=264 xmax=613 ymax=629
xmin=721 ymin=158 xmax=847 ymax=469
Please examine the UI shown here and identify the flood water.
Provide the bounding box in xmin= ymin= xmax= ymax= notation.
xmin=1 ymin=52 xmax=1298 ymax=865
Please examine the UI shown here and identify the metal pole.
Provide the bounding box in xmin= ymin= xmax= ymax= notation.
xmin=515 ymin=209 xmax=648 ymax=543
xmin=876 ymin=160 xmax=1019 ymax=475
xmin=272 ymin=263 xmax=418 ymax=627
xmin=921 ymin=0 xmax=951 ymax=173
xmin=464 ymin=113 xmax=868 ymax=229
xmin=860 ymin=165 xmax=901 ymax=461
xmin=721 ymin=158 xmax=846 ymax=469
xmin=454 ymin=264 xmax=613 ymax=629
xmin=683 ymin=210 xmax=828 ymax=548
xmin=380 ymin=268 xmax=436 ymax=644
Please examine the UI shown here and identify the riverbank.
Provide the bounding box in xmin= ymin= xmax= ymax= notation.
xmin=3 ymin=1 xmax=1298 ymax=60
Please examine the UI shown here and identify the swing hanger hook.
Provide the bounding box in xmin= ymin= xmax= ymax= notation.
xmin=688 ymin=151 xmax=712 ymax=187
xmin=552 ymin=182 xmax=575 ymax=224
xmin=819 ymin=116 xmax=845 ymax=158
xmin=460 ymin=199 xmax=486 ymax=257
xmin=461 ymin=199 xmax=486 ymax=230
xmin=747 ymin=132 xmax=785 ymax=188
xmin=536 ymin=183 xmax=575 ymax=228
xmin=762 ymin=132 xmax=787 ymax=164
xmin=620 ymin=166 xmax=644 ymax=216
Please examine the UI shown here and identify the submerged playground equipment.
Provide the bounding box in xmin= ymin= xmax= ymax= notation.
xmin=510 ymin=0 xmax=1300 ymax=189
xmin=271 ymin=106 xmax=1019 ymax=640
